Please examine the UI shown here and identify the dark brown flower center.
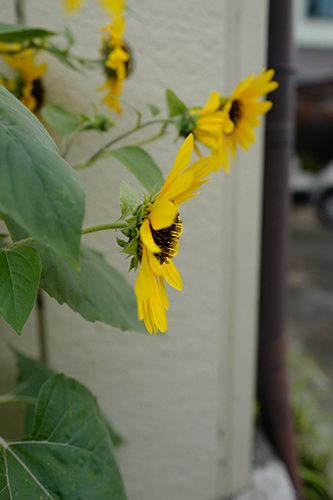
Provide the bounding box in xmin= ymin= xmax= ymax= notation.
xmin=151 ymin=214 xmax=183 ymax=265
xmin=229 ymin=99 xmax=242 ymax=125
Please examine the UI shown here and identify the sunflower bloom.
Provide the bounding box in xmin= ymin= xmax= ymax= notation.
xmin=97 ymin=16 xmax=129 ymax=113
xmin=0 ymin=47 xmax=47 ymax=112
xmin=220 ymin=68 xmax=279 ymax=171
xmin=62 ymin=0 xmax=125 ymax=18
xmin=130 ymin=134 xmax=217 ymax=334
xmin=190 ymin=91 xmax=229 ymax=171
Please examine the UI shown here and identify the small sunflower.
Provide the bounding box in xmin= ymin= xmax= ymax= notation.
xmin=0 ymin=46 xmax=47 ymax=112
xmin=190 ymin=91 xmax=229 ymax=172
xmin=176 ymin=91 xmax=229 ymax=172
xmin=220 ymin=68 xmax=279 ymax=171
xmin=118 ymin=134 xmax=217 ymax=334
xmin=62 ymin=0 xmax=125 ymax=18
xmin=97 ymin=16 xmax=130 ymax=113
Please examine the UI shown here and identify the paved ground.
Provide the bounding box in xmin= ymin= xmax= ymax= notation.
xmin=287 ymin=205 xmax=333 ymax=379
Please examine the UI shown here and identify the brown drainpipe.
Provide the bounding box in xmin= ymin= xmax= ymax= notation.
xmin=257 ymin=0 xmax=302 ymax=498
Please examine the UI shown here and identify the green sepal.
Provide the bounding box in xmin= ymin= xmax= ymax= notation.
xmin=120 ymin=238 xmax=138 ymax=255
xmin=116 ymin=237 xmax=128 ymax=248
xmin=144 ymin=101 xmax=160 ymax=116
xmin=166 ymin=89 xmax=187 ymax=117
xmin=119 ymin=181 xmax=141 ymax=218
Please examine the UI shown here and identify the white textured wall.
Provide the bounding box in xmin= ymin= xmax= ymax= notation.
xmin=0 ymin=1 xmax=269 ymax=499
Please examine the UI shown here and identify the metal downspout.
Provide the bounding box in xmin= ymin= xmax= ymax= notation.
xmin=257 ymin=0 xmax=302 ymax=497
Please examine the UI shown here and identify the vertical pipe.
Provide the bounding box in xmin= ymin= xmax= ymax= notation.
xmin=258 ymin=0 xmax=302 ymax=497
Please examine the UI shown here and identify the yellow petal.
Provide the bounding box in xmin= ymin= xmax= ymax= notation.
xmin=200 ymin=91 xmax=221 ymax=115
xmin=193 ymin=142 xmax=202 ymax=158
xmin=147 ymin=252 xmax=163 ymax=275
xmin=159 ymin=134 xmax=193 ymax=196
xmin=149 ymin=199 xmax=178 ymax=231
xmin=162 ymin=260 xmax=182 ymax=290
xmin=135 ymin=247 xmax=154 ymax=300
xmin=139 ymin=219 xmax=161 ymax=254
xmin=62 ymin=0 xmax=86 ymax=13
xmin=161 ymin=170 xmax=193 ymax=203
xmin=158 ymin=276 xmax=169 ymax=310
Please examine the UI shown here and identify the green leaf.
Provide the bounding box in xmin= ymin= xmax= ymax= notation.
xmin=0 ymin=374 xmax=128 ymax=500
xmin=38 ymin=244 xmax=146 ymax=333
xmin=0 ymin=23 xmax=55 ymax=43
xmin=8 ymin=349 xmax=124 ymax=444
xmin=10 ymin=348 xmax=55 ymax=435
xmin=106 ymin=146 xmax=164 ymax=193
xmin=119 ymin=181 xmax=141 ymax=218
xmin=0 ymin=247 xmax=41 ymax=335
xmin=41 ymin=104 xmax=80 ymax=136
xmin=166 ymin=89 xmax=187 ymax=117
xmin=0 ymin=86 xmax=85 ymax=269
xmin=144 ymin=101 xmax=160 ymax=116
xmin=0 ymin=234 xmax=8 ymax=243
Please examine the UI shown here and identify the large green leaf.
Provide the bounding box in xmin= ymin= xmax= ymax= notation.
xmin=0 ymin=86 xmax=85 ymax=269
xmin=106 ymin=146 xmax=164 ymax=193
xmin=166 ymin=89 xmax=187 ymax=117
xmin=10 ymin=349 xmax=55 ymax=435
xmin=0 ymin=23 xmax=54 ymax=43
xmin=0 ymin=374 xmax=128 ymax=500
xmin=41 ymin=105 xmax=80 ymax=136
xmin=5 ymin=350 xmax=124 ymax=445
xmin=0 ymin=247 xmax=41 ymax=335
xmin=38 ymin=244 xmax=146 ymax=333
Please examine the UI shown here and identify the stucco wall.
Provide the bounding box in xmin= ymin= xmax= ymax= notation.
xmin=0 ymin=1 xmax=269 ymax=499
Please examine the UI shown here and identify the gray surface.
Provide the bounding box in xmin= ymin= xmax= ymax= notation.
xmin=288 ymin=206 xmax=333 ymax=380
xmin=228 ymin=429 xmax=296 ymax=500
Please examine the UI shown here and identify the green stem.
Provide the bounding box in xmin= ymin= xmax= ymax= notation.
xmin=0 ymin=394 xmax=36 ymax=405
xmin=81 ymin=221 xmax=129 ymax=235
xmin=3 ymin=221 xmax=129 ymax=250
xmin=81 ymin=119 xmax=174 ymax=168
xmin=132 ymin=124 xmax=168 ymax=147
xmin=3 ymin=237 xmax=36 ymax=250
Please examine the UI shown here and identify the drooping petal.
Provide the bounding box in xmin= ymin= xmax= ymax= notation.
xmin=140 ymin=219 xmax=161 ymax=254
xmin=158 ymin=276 xmax=169 ymax=310
xmin=162 ymin=260 xmax=182 ymax=290
xmin=149 ymin=199 xmax=178 ymax=231
xmin=135 ymin=247 xmax=154 ymax=301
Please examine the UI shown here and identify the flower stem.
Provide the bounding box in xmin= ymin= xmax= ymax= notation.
xmin=81 ymin=221 xmax=129 ymax=234
xmin=77 ymin=119 xmax=173 ymax=169
xmin=3 ymin=221 xmax=129 ymax=251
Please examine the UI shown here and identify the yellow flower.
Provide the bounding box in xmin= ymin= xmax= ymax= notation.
xmin=220 ymin=68 xmax=279 ymax=171
xmin=190 ymin=91 xmax=229 ymax=172
xmin=97 ymin=16 xmax=129 ymax=113
xmin=134 ymin=134 xmax=217 ymax=334
xmin=62 ymin=0 xmax=125 ymax=18
xmin=0 ymin=47 xmax=47 ymax=112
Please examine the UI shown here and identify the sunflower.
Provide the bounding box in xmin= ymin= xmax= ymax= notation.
xmin=0 ymin=47 xmax=47 ymax=112
xmin=97 ymin=16 xmax=129 ymax=113
xmin=176 ymin=91 xmax=229 ymax=173
xmin=117 ymin=134 xmax=217 ymax=334
xmin=62 ymin=0 xmax=125 ymax=18
xmin=220 ymin=68 xmax=279 ymax=171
